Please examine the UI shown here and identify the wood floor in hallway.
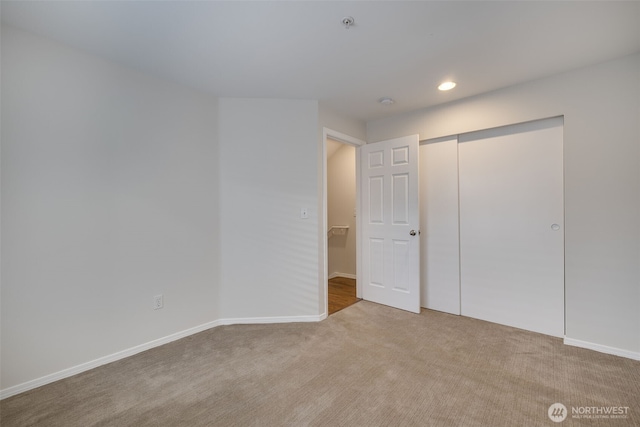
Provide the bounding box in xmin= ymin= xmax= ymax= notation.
xmin=328 ymin=276 xmax=360 ymax=315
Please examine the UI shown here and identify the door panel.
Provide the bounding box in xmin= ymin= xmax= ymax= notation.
xmin=369 ymin=176 xmax=384 ymax=223
xmin=458 ymin=118 xmax=564 ymax=337
xmin=392 ymin=239 xmax=410 ymax=292
xmin=392 ymin=174 xmax=409 ymax=224
xmin=420 ymin=137 xmax=461 ymax=314
xmin=369 ymin=238 xmax=384 ymax=287
xmin=361 ymin=135 xmax=420 ymax=313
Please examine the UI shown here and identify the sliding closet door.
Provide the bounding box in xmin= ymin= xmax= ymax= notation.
xmin=420 ymin=137 xmax=460 ymax=314
xmin=458 ymin=118 xmax=564 ymax=337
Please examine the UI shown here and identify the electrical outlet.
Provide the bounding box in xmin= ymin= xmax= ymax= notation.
xmin=153 ymin=294 xmax=164 ymax=310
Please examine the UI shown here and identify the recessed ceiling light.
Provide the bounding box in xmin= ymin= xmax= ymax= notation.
xmin=378 ymin=97 xmax=395 ymax=106
xmin=438 ymin=81 xmax=457 ymax=91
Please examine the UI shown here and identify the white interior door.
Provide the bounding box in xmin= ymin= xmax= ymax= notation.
xmin=360 ymin=135 xmax=420 ymax=313
xmin=458 ymin=118 xmax=564 ymax=337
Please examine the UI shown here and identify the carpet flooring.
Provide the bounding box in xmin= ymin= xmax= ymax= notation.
xmin=2 ymin=301 xmax=639 ymax=426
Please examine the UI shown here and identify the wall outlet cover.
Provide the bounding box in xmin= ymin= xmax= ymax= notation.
xmin=153 ymin=294 xmax=164 ymax=310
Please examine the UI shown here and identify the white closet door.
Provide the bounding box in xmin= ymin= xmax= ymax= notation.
xmin=420 ymin=137 xmax=460 ymax=314
xmin=458 ymin=118 xmax=564 ymax=337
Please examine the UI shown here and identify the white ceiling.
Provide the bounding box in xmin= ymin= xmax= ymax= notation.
xmin=2 ymin=1 xmax=639 ymax=122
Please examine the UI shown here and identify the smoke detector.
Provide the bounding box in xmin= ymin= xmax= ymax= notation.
xmin=342 ymin=16 xmax=355 ymax=29
xmin=378 ymin=97 xmax=395 ymax=106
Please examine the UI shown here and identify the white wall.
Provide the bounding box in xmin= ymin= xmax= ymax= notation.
xmin=0 ymin=26 xmax=368 ymax=393
xmin=1 ymin=27 xmax=220 ymax=391
xmin=318 ymin=104 xmax=367 ymax=143
xmin=367 ymin=53 xmax=640 ymax=356
xmin=327 ymin=143 xmax=356 ymax=278
xmin=218 ymin=98 xmax=320 ymax=319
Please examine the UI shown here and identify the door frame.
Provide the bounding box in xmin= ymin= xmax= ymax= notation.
xmin=321 ymin=128 xmax=365 ymax=317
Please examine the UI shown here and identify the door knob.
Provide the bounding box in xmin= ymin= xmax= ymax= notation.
xmin=409 ymin=230 xmax=417 ymax=236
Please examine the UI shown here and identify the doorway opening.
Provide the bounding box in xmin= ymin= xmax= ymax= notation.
xmin=322 ymin=129 xmax=365 ymax=316
xmin=328 ymin=276 xmax=359 ymax=315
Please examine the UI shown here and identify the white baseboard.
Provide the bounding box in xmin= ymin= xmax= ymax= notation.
xmin=1 ymin=314 xmax=324 ymax=400
xmin=564 ymin=337 xmax=640 ymax=361
xmin=15 ymin=316 xmax=638 ymax=401
xmin=0 ymin=318 xmax=225 ymax=400
xmin=219 ymin=313 xmax=325 ymax=326
xmin=328 ymin=272 xmax=356 ymax=280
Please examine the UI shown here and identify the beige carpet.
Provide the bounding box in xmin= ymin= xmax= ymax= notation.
xmin=2 ymin=301 xmax=639 ymax=426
